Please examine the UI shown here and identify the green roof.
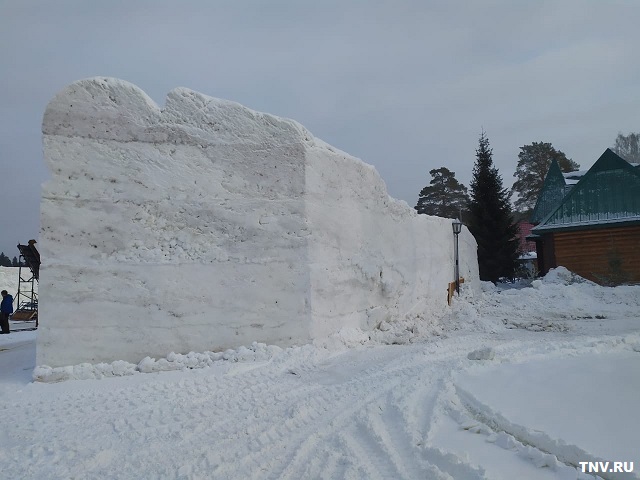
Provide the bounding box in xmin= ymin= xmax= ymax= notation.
xmin=532 ymin=149 xmax=640 ymax=233
xmin=529 ymin=159 xmax=567 ymax=224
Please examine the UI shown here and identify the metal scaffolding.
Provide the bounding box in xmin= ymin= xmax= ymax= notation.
xmin=13 ymin=240 xmax=40 ymax=328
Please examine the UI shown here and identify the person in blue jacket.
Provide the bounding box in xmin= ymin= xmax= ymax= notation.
xmin=1 ymin=290 xmax=13 ymax=334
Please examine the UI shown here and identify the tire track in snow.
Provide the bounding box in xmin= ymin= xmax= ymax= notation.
xmin=369 ymin=392 xmax=433 ymax=479
xmin=256 ymin=346 xmax=487 ymax=480
xmin=237 ymin=352 xmax=428 ymax=479
xmin=285 ymin=368 xmax=428 ymax=477
xmin=2 ymin=336 xmax=495 ymax=479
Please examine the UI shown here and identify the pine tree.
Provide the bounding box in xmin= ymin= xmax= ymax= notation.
xmin=511 ymin=142 xmax=579 ymax=214
xmin=415 ymin=167 xmax=469 ymax=219
xmin=467 ymin=132 xmax=519 ymax=283
xmin=12 ymin=256 xmax=19 ymax=267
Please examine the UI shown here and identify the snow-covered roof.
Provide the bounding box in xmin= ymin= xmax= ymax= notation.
xmin=562 ymin=170 xmax=587 ymax=180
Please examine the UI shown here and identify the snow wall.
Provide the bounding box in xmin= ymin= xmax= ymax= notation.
xmin=38 ymin=77 xmax=479 ymax=367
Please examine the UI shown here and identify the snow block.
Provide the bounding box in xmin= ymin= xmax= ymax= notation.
xmin=38 ymin=77 xmax=479 ymax=367
xmin=467 ymin=347 xmax=495 ymax=361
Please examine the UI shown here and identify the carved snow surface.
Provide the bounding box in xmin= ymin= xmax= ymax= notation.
xmin=38 ymin=77 xmax=479 ymax=367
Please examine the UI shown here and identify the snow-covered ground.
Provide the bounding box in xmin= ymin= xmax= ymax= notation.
xmin=0 ymin=267 xmax=638 ymax=479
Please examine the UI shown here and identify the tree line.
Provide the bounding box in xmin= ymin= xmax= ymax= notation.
xmin=415 ymin=131 xmax=639 ymax=283
xmin=0 ymin=252 xmax=24 ymax=267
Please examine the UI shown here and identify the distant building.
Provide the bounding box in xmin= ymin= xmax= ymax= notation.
xmin=515 ymin=221 xmax=537 ymax=278
xmin=516 ymin=221 xmax=536 ymax=253
xmin=528 ymin=149 xmax=640 ymax=285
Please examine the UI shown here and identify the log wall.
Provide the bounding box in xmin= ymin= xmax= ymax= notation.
xmin=553 ymin=225 xmax=640 ymax=285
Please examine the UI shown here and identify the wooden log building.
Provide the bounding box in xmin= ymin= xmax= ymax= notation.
xmin=528 ymin=149 xmax=640 ymax=285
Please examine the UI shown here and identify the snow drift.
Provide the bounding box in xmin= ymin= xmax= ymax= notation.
xmin=38 ymin=77 xmax=478 ymax=367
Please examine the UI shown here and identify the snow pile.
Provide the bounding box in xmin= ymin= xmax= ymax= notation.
xmin=38 ymin=77 xmax=479 ymax=367
xmin=33 ymin=341 xmax=284 ymax=382
xmin=444 ymin=267 xmax=640 ymax=335
xmin=533 ymin=265 xmax=594 ymax=286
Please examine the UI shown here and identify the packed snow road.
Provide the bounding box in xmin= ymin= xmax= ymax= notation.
xmin=0 ymin=268 xmax=639 ymax=479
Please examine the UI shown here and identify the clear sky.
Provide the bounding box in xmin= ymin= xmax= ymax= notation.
xmin=1 ymin=0 xmax=638 ymax=259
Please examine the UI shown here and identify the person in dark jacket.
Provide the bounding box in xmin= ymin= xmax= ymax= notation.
xmin=1 ymin=290 xmax=13 ymax=334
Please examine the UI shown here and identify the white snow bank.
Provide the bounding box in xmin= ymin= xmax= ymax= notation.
xmin=39 ymin=77 xmax=479 ymax=367
xmin=33 ymin=341 xmax=284 ymax=382
xmin=535 ymin=266 xmax=595 ymax=287
xmin=447 ymin=267 xmax=640 ymax=335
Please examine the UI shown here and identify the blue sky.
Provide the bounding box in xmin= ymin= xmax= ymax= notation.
xmin=1 ymin=0 xmax=638 ymax=257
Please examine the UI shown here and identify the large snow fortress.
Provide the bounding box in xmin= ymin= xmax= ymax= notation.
xmin=38 ymin=77 xmax=479 ymax=367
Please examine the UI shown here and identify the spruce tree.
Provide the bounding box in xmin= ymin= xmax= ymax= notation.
xmin=0 ymin=253 xmax=11 ymax=267
xmin=467 ymin=132 xmax=519 ymax=283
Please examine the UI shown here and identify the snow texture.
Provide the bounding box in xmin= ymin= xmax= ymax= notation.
xmin=0 ymin=266 xmax=22 ymax=299
xmin=455 ymin=351 xmax=640 ymax=480
xmin=38 ymin=77 xmax=479 ymax=367
xmin=467 ymin=347 xmax=495 ymax=360
xmin=1 ymin=267 xmax=639 ymax=479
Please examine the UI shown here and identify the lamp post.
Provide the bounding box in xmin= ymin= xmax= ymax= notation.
xmin=452 ymin=218 xmax=462 ymax=295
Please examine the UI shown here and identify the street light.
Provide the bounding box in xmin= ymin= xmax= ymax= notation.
xmin=452 ymin=218 xmax=462 ymax=295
